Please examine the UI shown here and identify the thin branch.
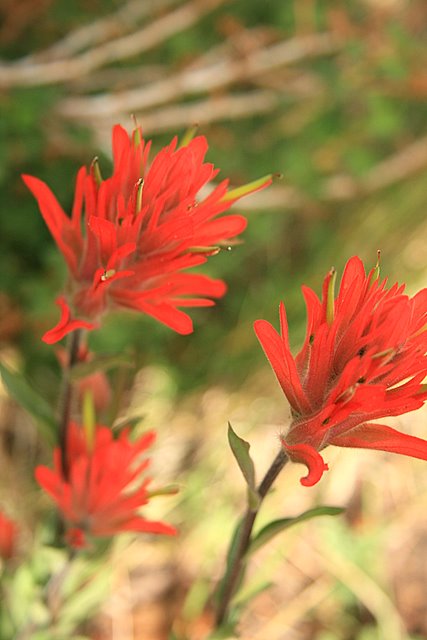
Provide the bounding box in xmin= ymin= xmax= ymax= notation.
xmin=20 ymin=0 xmax=181 ymax=62
xmin=0 ymin=0 xmax=225 ymax=87
xmin=119 ymin=90 xmax=280 ymax=131
xmin=323 ymin=134 xmax=427 ymax=201
xmin=57 ymin=33 xmax=339 ymax=119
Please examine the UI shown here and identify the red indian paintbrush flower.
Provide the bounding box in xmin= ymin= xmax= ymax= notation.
xmin=255 ymin=256 xmax=427 ymax=487
xmin=0 ymin=510 xmax=18 ymax=560
xmin=35 ymin=423 xmax=177 ymax=547
xmin=23 ymin=125 xmax=271 ymax=343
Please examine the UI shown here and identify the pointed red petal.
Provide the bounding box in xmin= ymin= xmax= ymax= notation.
xmin=22 ymin=174 xmax=79 ymax=273
xmin=329 ymin=422 xmax=427 ymax=461
xmin=42 ymin=297 xmax=96 ymax=344
xmin=254 ymin=312 xmax=311 ymax=415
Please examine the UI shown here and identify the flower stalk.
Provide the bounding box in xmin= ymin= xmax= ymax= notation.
xmin=58 ymin=329 xmax=82 ymax=479
xmin=215 ymin=448 xmax=288 ymax=628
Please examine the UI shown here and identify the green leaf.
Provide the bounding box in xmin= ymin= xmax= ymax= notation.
xmin=228 ymin=423 xmax=260 ymax=509
xmin=0 ymin=362 xmax=57 ymax=444
xmin=227 ymin=423 xmax=256 ymax=490
xmin=69 ymin=353 xmax=133 ymax=381
xmin=250 ymin=506 xmax=344 ymax=554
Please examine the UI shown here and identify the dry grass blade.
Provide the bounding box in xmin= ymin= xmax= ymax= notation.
xmin=250 ymin=576 xmax=335 ymax=640
xmin=299 ymin=540 xmax=406 ymax=640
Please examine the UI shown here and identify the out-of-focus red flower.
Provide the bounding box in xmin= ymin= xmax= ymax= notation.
xmin=23 ymin=125 xmax=271 ymax=343
xmin=0 ymin=510 xmax=18 ymax=560
xmin=35 ymin=423 xmax=177 ymax=547
xmin=255 ymin=256 xmax=427 ymax=486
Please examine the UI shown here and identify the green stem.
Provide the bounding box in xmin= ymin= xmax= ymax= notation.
xmin=215 ymin=448 xmax=288 ymax=628
xmin=58 ymin=330 xmax=81 ymax=478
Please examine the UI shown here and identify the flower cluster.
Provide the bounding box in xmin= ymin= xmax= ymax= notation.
xmin=255 ymin=256 xmax=427 ymax=486
xmin=36 ymin=423 xmax=176 ymax=547
xmin=23 ymin=125 xmax=271 ymax=343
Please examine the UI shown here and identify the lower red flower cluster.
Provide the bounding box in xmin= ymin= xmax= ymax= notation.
xmin=36 ymin=423 xmax=176 ymax=548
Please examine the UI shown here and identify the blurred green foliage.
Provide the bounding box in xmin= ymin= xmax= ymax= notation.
xmin=1 ymin=0 xmax=427 ymax=394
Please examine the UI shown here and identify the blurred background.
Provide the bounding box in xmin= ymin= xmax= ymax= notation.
xmin=1 ymin=0 xmax=427 ymax=638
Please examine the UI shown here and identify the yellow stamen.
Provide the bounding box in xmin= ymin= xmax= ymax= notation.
xmin=411 ymin=323 xmax=427 ymax=339
xmin=91 ymin=157 xmax=103 ymax=186
xmin=326 ymin=267 xmax=336 ymax=326
xmin=221 ymin=174 xmax=275 ymax=202
xmin=101 ymin=269 xmax=116 ymax=282
xmin=136 ymin=178 xmax=144 ymax=212
xmin=368 ymin=250 xmax=381 ymax=287
xmin=187 ymin=246 xmax=220 ymax=256
xmin=132 ymin=115 xmax=142 ymax=146
xmin=179 ymin=123 xmax=199 ymax=148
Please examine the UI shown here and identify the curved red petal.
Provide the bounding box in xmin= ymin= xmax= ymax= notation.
xmin=282 ymin=440 xmax=329 ymax=487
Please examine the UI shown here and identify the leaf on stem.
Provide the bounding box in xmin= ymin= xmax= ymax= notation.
xmin=227 ymin=422 xmax=259 ymax=509
xmin=0 ymin=361 xmax=57 ymax=444
xmin=250 ymin=506 xmax=344 ymax=554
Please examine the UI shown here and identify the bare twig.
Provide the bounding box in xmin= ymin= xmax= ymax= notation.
xmin=323 ymin=134 xmax=427 ymax=201
xmin=117 ymin=90 xmax=280 ymax=132
xmin=0 ymin=0 xmax=225 ymax=87
xmin=20 ymin=0 xmax=181 ymax=62
xmin=193 ymin=134 xmax=427 ymax=213
xmin=57 ymin=33 xmax=339 ymax=119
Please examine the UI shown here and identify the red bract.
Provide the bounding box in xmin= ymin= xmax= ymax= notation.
xmin=255 ymin=256 xmax=427 ymax=486
xmin=23 ymin=125 xmax=271 ymax=342
xmin=0 ymin=510 xmax=18 ymax=560
xmin=35 ymin=423 xmax=177 ymax=547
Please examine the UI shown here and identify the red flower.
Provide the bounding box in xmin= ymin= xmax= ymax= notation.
xmin=35 ymin=423 xmax=177 ymax=547
xmin=0 ymin=510 xmax=18 ymax=560
xmin=23 ymin=125 xmax=271 ymax=342
xmin=255 ymin=256 xmax=427 ymax=486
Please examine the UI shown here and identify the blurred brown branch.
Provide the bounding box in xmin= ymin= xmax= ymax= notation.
xmin=56 ymin=33 xmax=339 ymax=119
xmin=200 ymin=135 xmax=427 ymax=212
xmin=0 ymin=0 xmax=224 ymax=86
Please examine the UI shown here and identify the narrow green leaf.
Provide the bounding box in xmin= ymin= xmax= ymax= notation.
xmin=250 ymin=506 xmax=344 ymax=554
xmin=69 ymin=353 xmax=133 ymax=381
xmin=227 ymin=422 xmax=256 ymax=491
xmin=0 ymin=362 xmax=57 ymax=444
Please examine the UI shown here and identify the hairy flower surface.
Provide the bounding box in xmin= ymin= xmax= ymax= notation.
xmin=0 ymin=510 xmax=18 ymax=560
xmin=36 ymin=423 xmax=176 ymax=547
xmin=23 ymin=125 xmax=271 ymax=342
xmin=255 ymin=256 xmax=427 ymax=486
